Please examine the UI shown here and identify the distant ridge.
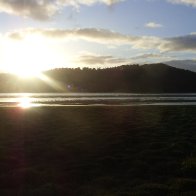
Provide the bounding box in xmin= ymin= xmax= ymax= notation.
xmin=165 ymin=60 xmax=196 ymax=73
xmin=1 ymin=63 xmax=196 ymax=93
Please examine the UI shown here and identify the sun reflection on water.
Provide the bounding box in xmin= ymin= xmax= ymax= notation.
xmin=18 ymin=96 xmax=32 ymax=108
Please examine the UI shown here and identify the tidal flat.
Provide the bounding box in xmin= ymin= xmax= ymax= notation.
xmin=0 ymin=106 xmax=196 ymax=195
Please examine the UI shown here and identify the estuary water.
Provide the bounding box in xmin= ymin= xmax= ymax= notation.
xmin=0 ymin=93 xmax=196 ymax=107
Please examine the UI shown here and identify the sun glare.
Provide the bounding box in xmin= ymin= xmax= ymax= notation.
xmin=18 ymin=97 xmax=32 ymax=108
xmin=14 ymin=69 xmax=41 ymax=78
xmin=3 ymin=35 xmax=63 ymax=78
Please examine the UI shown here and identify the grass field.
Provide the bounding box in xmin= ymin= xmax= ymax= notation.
xmin=0 ymin=106 xmax=196 ymax=195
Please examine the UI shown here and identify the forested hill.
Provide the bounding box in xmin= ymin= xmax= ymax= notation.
xmin=1 ymin=63 xmax=196 ymax=93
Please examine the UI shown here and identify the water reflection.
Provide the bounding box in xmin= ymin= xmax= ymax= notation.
xmin=18 ymin=96 xmax=32 ymax=108
xmin=0 ymin=93 xmax=195 ymax=107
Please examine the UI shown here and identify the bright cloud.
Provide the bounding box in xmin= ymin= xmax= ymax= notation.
xmin=145 ymin=22 xmax=163 ymax=28
xmin=6 ymin=28 xmax=164 ymax=51
xmin=6 ymin=27 xmax=196 ymax=52
xmin=167 ymin=0 xmax=196 ymax=7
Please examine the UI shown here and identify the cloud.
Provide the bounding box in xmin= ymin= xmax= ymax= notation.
xmin=167 ymin=0 xmax=196 ymax=7
xmin=132 ymin=53 xmax=164 ymax=60
xmin=0 ymin=0 xmax=58 ymax=20
xmin=6 ymin=27 xmax=196 ymax=52
xmin=145 ymin=22 xmax=163 ymax=28
xmin=0 ymin=0 xmax=124 ymax=20
xmin=131 ymin=53 xmax=175 ymax=62
xmin=77 ymin=52 xmax=175 ymax=66
xmin=6 ymin=27 xmax=163 ymax=49
xmin=61 ymin=0 xmax=124 ymax=6
xmin=163 ymin=34 xmax=196 ymax=51
xmin=77 ymin=53 xmax=132 ymax=65
xmin=75 ymin=52 xmax=176 ymax=67
xmin=1 ymin=0 xmax=196 ymax=20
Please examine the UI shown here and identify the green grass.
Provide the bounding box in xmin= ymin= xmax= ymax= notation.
xmin=0 ymin=106 xmax=196 ymax=195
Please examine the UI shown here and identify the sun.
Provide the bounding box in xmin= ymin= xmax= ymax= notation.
xmin=2 ymin=32 xmax=74 ymax=78
xmin=3 ymin=35 xmax=59 ymax=78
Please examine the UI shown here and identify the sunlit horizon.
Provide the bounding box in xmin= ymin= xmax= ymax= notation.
xmin=1 ymin=0 xmax=196 ymax=73
xmin=0 ymin=0 xmax=196 ymax=75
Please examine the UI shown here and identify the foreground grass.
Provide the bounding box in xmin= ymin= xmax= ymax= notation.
xmin=0 ymin=106 xmax=196 ymax=195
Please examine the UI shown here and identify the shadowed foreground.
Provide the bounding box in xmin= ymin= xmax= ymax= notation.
xmin=0 ymin=106 xmax=196 ymax=195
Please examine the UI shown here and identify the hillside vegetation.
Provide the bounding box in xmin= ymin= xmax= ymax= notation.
xmin=1 ymin=63 xmax=196 ymax=93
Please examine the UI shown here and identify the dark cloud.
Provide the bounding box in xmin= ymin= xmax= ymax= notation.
xmin=0 ymin=0 xmax=124 ymax=20
xmin=163 ymin=34 xmax=196 ymax=51
xmin=0 ymin=0 xmax=57 ymax=20
xmin=77 ymin=52 xmax=174 ymax=66
xmin=77 ymin=54 xmax=132 ymax=65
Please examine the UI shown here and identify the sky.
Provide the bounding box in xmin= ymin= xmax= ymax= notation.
xmin=0 ymin=0 xmax=196 ymax=75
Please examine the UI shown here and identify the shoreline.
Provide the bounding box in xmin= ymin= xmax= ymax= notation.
xmin=1 ymin=101 xmax=196 ymax=108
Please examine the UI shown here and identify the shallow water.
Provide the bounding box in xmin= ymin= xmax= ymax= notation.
xmin=0 ymin=93 xmax=196 ymax=107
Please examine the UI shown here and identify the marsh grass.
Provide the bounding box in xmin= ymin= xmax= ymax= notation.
xmin=0 ymin=106 xmax=196 ymax=195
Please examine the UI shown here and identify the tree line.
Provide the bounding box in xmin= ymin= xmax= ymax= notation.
xmin=1 ymin=63 xmax=196 ymax=93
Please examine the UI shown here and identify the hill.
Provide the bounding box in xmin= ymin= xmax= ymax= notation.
xmin=165 ymin=60 xmax=196 ymax=73
xmin=0 ymin=63 xmax=196 ymax=93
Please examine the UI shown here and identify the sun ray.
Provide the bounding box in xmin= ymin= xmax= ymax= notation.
xmin=37 ymin=73 xmax=67 ymax=91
